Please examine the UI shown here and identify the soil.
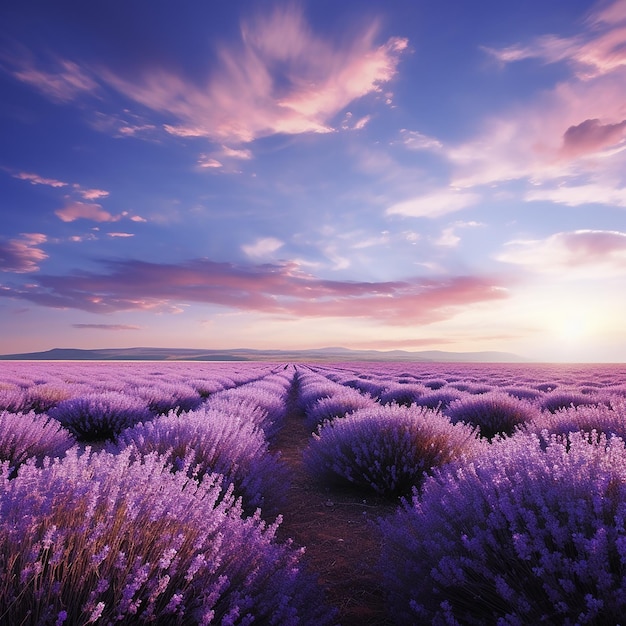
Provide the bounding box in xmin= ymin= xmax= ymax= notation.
xmin=270 ymin=387 xmax=398 ymax=625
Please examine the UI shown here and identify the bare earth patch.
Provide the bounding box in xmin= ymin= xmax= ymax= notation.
xmin=271 ymin=403 xmax=397 ymax=625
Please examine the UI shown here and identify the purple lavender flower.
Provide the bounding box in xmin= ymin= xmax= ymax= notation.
xmin=379 ymin=382 xmax=428 ymax=407
xmin=49 ymin=392 xmax=153 ymax=441
xmin=445 ymin=390 xmax=542 ymax=439
xmin=540 ymin=389 xmax=602 ymax=413
xmin=415 ymin=388 xmax=466 ymax=410
xmin=304 ymin=403 xmax=481 ymax=497
xmin=0 ymin=410 xmax=75 ymax=472
xmin=521 ymin=399 xmax=626 ymax=442
xmin=379 ymin=431 xmax=626 ymax=624
xmin=0 ymin=448 xmax=335 ymax=625
xmin=305 ymin=388 xmax=375 ymax=429
xmin=114 ymin=407 xmax=288 ymax=517
xmin=131 ymin=382 xmax=202 ymax=415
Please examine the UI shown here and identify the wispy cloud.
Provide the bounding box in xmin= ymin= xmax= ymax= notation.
xmin=72 ymin=323 xmax=141 ymax=330
xmin=197 ymin=145 xmax=253 ymax=172
xmin=0 ymin=256 xmax=508 ymax=325
xmin=398 ymin=129 xmax=443 ymax=151
xmin=107 ymin=232 xmax=134 ymax=238
xmin=11 ymin=171 xmax=67 ymax=188
xmin=242 ymin=237 xmax=284 ymax=259
xmin=9 ymin=56 xmax=98 ymax=102
xmin=0 ymin=233 xmax=47 ymax=273
xmin=99 ymin=6 xmax=406 ymax=143
xmin=482 ymin=0 xmax=626 ymax=79
xmin=77 ymin=187 xmax=110 ymax=200
xmin=451 ymin=0 xmax=626 ymax=188
xmin=386 ymin=189 xmax=481 ymax=218
xmin=525 ymin=182 xmax=626 ymax=207
xmin=497 ymin=229 xmax=626 ymax=277
xmin=434 ymin=220 xmax=483 ymax=248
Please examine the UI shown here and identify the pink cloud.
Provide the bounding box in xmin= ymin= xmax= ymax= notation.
xmin=497 ymin=229 xmax=626 ymax=276
xmin=107 ymin=232 xmax=134 ymax=238
xmin=12 ymin=171 xmax=67 ymax=188
xmin=386 ymin=189 xmax=481 ymax=218
xmin=77 ymin=187 xmax=110 ymax=200
xmin=483 ymin=1 xmax=626 ymax=79
xmin=55 ymin=201 xmax=118 ymax=223
xmin=560 ymin=117 xmax=626 ymax=157
xmin=0 ymin=257 xmax=508 ymax=325
xmin=0 ymin=233 xmax=47 ymax=273
xmin=10 ymin=56 xmax=98 ymax=102
xmin=100 ymin=6 xmax=407 ymax=143
xmin=525 ymin=183 xmax=626 ymax=207
xmin=197 ymin=155 xmax=223 ymax=169
xmin=452 ymin=0 xmax=626 ymax=187
xmin=5 ymin=7 xmax=406 ymax=145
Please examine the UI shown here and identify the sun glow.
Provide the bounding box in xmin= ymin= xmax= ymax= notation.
xmin=557 ymin=315 xmax=591 ymax=344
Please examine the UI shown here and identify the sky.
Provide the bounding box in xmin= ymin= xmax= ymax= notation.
xmin=1 ymin=0 xmax=625 ymax=362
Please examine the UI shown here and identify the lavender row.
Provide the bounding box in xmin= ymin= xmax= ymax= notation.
xmin=0 ymin=364 xmax=339 ymax=623
xmin=0 ymin=447 xmax=335 ymax=625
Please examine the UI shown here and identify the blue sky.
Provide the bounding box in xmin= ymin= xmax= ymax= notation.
xmin=1 ymin=0 xmax=625 ymax=361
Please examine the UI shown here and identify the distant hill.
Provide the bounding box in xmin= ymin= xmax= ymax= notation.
xmin=0 ymin=346 xmax=528 ymax=362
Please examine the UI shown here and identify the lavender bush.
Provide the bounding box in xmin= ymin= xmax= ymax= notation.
xmin=521 ymin=400 xmax=626 ymax=442
xmin=204 ymin=386 xmax=287 ymax=440
xmin=24 ymin=384 xmax=74 ymax=413
xmin=0 ymin=448 xmax=335 ymax=625
xmin=540 ymin=389 xmax=602 ymax=413
xmin=445 ymin=391 xmax=541 ymax=439
xmin=379 ymin=431 xmax=626 ymax=624
xmin=49 ymin=392 xmax=153 ymax=442
xmin=0 ymin=386 xmax=28 ymax=413
xmin=115 ymin=407 xmax=288 ymax=517
xmin=378 ymin=383 xmax=427 ymax=407
xmin=305 ymin=388 xmax=374 ymax=430
xmin=132 ymin=382 xmax=203 ymax=415
xmin=415 ymin=388 xmax=465 ymax=410
xmin=0 ymin=410 xmax=75 ymax=473
xmin=304 ymin=404 xmax=481 ymax=498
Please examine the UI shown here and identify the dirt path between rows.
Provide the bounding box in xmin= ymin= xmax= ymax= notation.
xmin=270 ymin=374 xmax=396 ymax=625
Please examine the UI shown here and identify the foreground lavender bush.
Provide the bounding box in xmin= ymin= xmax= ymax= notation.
xmin=0 ymin=410 xmax=74 ymax=472
xmin=0 ymin=448 xmax=335 ymax=625
xmin=379 ymin=432 xmax=626 ymax=624
xmin=115 ymin=407 xmax=288 ymax=517
xmin=445 ymin=391 xmax=541 ymax=439
xmin=49 ymin=392 xmax=153 ymax=441
xmin=304 ymin=404 xmax=481 ymax=498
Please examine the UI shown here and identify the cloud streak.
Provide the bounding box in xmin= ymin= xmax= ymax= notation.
xmin=11 ymin=171 xmax=68 ymax=188
xmin=0 ymin=234 xmax=48 ymax=273
xmin=497 ymin=229 xmax=626 ymax=277
xmin=386 ymin=189 xmax=481 ymax=219
xmin=451 ymin=0 xmax=626 ymax=188
xmin=0 ymin=257 xmax=508 ymax=325
xmin=9 ymin=56 xmax=98 ymax=102
xmin=6 ymin=6 xmax=407 ymax=144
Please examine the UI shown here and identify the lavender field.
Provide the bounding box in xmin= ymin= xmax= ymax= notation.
xmin=1 ymin=360 xmax=626 ymax=625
